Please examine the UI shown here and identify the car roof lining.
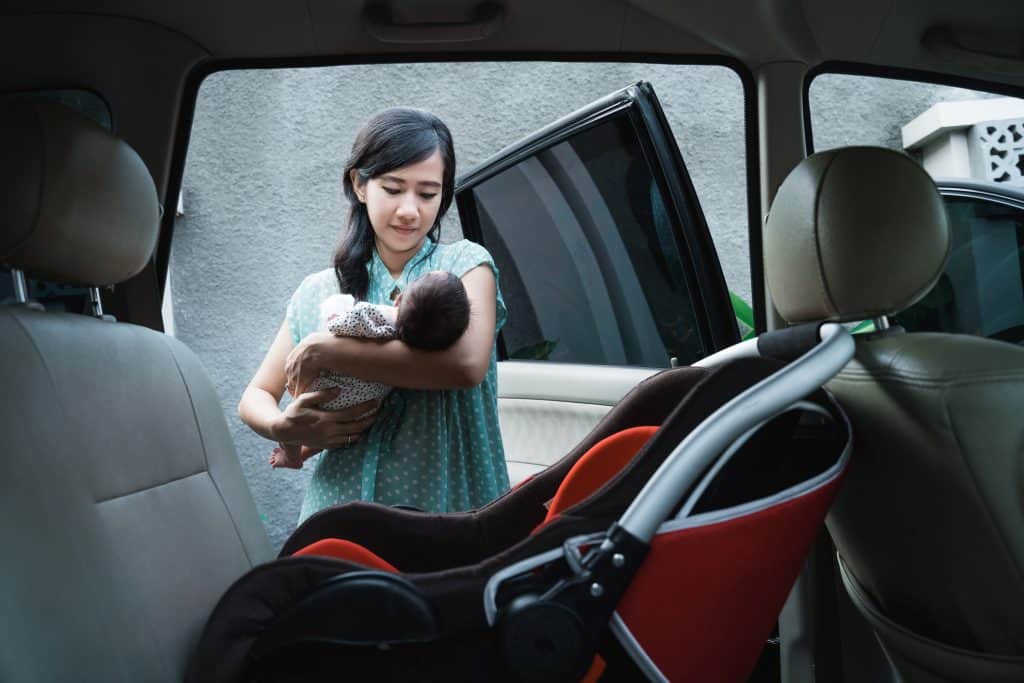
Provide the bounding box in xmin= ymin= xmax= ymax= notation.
xmin=3 ymin=1 xmax=1024 ymax=79
xmin=3 ymin=0 xmax=1023 ymax=193
xmin=3 ymin=0 xmax=1024 ymax=330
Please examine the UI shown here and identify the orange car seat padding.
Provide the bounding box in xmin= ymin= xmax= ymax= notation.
xmin=580 ymin=654 xmax=606 ymax=682
xmin=541 ymin=425 xmax=659 ymax=526
xmin=290 ymin=426 xmax=660 ymax=566
xmin=292 ymin=538 xmax=399 ymax=573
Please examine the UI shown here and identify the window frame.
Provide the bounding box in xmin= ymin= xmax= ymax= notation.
xmin=936 ymin=179 xmax=1024 ymax=212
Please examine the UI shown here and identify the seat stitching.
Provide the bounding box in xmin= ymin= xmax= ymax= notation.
xmin=7 ymin=310 xmax=78 ymax=449
xmin=160 ymin=334 xmax=255 ymax=566
xmin=814 ymin=152 xmax=842 ymax=318
xmin=94 ymin=469 xmax=208 ymax=505
xmin=838 ymin=369 xmax=1024 ymax=387
xmin=6 ymin=312 xmax=213 ymax=505
xmin=4 ymin=106 xmax=47 ymax=257
xmin=941 ymin=386 xmax=1024 ymax=584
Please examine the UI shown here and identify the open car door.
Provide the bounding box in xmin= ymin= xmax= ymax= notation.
xmin=454 ymin=81 xmax=740 ymax=483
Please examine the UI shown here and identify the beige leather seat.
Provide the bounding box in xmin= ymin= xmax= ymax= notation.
xmin=0 ymin=99 xmax=272 ymax=681
xmin=764 ymin=146 xmax=1024 ymax=682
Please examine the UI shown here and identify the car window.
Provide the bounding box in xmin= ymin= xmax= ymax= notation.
xmin=808 ymin=72 xmax=1024 ymax=340
xmin=171 ymin=61 xmax=750 ymax=346
xmin=172 ymin=63 xmax=748 ymax=545
xmin=896 ymin=193 xmax=1024 ymax=342
xmin=458 ymin=87 xmax=723 ymax=367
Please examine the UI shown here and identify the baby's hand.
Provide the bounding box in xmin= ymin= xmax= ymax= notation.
xmin=269 ymin=443 xmax=305 ymax=469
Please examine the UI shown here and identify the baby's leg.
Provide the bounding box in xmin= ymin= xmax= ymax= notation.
xmin=269 ymin=442 xmax=305 ymax=469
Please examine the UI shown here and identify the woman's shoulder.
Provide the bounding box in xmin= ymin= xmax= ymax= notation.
xmin=433 ymin=239 xmax=496 ymax=275
xmin=286 ymin=268 xmax=340 ymax=344
xmin=293 ymin=267 xmax=339 ymax=298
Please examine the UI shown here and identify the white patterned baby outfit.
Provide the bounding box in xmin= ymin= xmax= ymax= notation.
xmin=310 ymin=293 xmax=396 ymax=410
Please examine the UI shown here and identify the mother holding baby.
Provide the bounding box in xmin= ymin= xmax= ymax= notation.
xmin=238 ymin=108 xmax=510 ymax=522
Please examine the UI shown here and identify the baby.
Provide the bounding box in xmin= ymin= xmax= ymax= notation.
xmin=270 ymin=270 xmax=471 ymax=468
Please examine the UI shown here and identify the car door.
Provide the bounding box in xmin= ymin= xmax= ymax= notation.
xmin=894 ymin=180 xmax=1024 ymax=344
xmin=453 ymin=81 xmax=740 ymax=483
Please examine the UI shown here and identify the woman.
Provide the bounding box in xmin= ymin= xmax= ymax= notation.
xmin=238 ymin=107 xmax=510 ymax=522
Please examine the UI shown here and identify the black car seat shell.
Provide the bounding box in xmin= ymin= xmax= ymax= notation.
xmin=0 ymin=99 xmax=273 ymax=682
xmin=764 ymin=146 xmax=1024 ymax=682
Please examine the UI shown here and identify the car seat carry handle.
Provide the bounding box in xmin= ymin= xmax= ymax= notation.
xmin=620 ymin=322 xmax=854 ymax=544
xmin=754 ymin=322 xmax=825 ymax=363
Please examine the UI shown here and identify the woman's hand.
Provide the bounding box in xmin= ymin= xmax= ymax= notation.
xmin=284 ymin=331 xmax=337 ymax=396
xmin=272 ymin=390 xmax=382 ymax=452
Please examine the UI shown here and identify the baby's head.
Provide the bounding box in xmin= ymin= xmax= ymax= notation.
xmin=395 ymin=271 xmax=470 ymax=351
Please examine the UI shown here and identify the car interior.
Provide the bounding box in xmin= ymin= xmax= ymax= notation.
xmin=2 ymin=1 xmax=1024 ymax=682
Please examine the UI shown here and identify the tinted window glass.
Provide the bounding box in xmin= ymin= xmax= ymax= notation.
xmin=896 ymin=195 xmax=1024 ymax=342
xmin=465 ymin=112 xmax=703 ymax=367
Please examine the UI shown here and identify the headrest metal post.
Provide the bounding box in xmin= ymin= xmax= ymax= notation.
xmin=12 ymin=269 xmax=29 ymax=304
xmin=873 ymin=315 xmax=891 ymax=331
xmin=88 ymin=287 xmax=104 ymax=318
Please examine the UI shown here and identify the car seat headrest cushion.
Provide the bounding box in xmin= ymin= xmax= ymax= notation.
xmin=0 ymin=99 xmax=160 ymax=286
xmin=764 ymin=146 xmax=950 ymax=323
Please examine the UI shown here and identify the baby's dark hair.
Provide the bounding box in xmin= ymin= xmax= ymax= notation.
xmin=395 ymin=271 xmax=470 ymax=351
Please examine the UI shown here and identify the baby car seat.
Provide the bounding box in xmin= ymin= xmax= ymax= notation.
xmin=189 ymin=323 xmax=854 ymax=683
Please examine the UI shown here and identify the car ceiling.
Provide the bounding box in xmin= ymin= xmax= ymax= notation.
xmin=2 ymin=0 xmax=1023 ymax=66
xmin=1 ymin=0 xmax=1023 ymax=197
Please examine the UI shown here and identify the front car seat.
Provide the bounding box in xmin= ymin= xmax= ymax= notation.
xmin=0 ymin=99 xmax=272 ymax=681
xmin=764 ymin=146 xmax=1024 ymax=682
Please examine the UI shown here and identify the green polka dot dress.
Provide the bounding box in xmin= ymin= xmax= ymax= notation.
xmin=286 ymin=238 xmax=510 ymax=521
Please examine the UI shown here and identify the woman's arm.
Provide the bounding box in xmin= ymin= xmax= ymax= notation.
xmin=238 ymin=322 xmax=295 ymax=440
xmin=285 ymin=265 xmax=498 ymax=393
xmin=239 ymin=321 xmax=380 ymax=448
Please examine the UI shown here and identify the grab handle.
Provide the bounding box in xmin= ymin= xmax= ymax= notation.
xmin=923 ymin=27 xmax=1024 ymax=77
xmin=363 ymin=2 xmax=504 ymax=44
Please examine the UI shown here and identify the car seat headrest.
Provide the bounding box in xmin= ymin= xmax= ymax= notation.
xmin=0 ymin=99 xmax=160 ymax=287
xmin=764 ymin=146 xmax=950 ymax=324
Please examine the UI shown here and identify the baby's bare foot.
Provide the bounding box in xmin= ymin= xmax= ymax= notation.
xmin=269 ymin=445 xmax=303 ymax=469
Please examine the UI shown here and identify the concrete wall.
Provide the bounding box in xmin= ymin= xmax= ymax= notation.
xmin=170 ymin=63 xmax=999 ymax=551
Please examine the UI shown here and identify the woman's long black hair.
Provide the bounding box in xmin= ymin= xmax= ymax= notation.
xmin=334 ymin=108 xmax=456 ymax=300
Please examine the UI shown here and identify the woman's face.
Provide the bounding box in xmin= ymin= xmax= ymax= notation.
xmin=352 ymin=149 xmax=445 ymax=261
